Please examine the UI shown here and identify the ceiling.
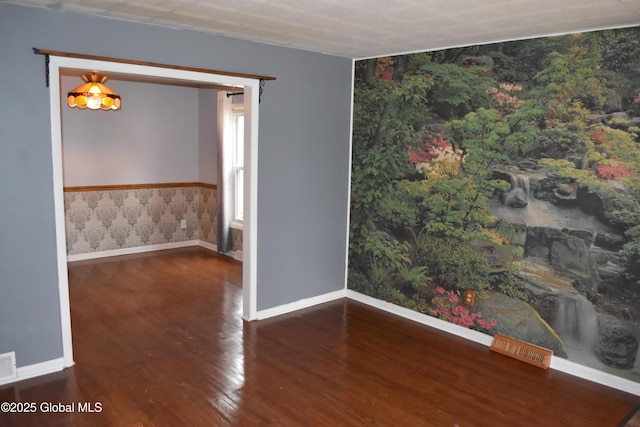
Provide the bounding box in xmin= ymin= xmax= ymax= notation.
xmin=5 ymin=0 xmax=640 ymax=58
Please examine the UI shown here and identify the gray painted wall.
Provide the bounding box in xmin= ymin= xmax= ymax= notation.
xmin=0 ymin=3 xmax=352 ymax=367
xmin=61 ymin=77 xmax=200 ymax=185
xmin=198 ymin=89 xmax=218 ymax=184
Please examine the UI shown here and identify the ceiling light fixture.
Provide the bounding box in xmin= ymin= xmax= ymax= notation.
xmin=67 ymin=73 xmax=121 ymax=111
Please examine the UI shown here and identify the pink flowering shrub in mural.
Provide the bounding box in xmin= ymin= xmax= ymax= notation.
xmin=408 ymin=132 xmax=448 ymax=163
xmin=597 ymin=161 xmax=633 ymax=180
xmin=427 ymin=286 xmax=497 ymax=331
xmin=408 ymin=132 xmax=466 ymax=177
xmin=487 ymin=83 xmax=523 ymax=114
xmin=592 ymin=129 xmax=609 ymax=146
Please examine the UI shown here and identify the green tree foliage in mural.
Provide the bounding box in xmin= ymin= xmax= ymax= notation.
xmin=414 ymin=59 xmax=494 ymax=119
xmin=350 ymin=56 xmax=434 ymax=298
xmin=590 ymin=27 xmax=640 ymax=118
xmin=590 ymin=27 xmax=640 ymax=73
xmin=351 ymin=54 xmax=505 ymax=316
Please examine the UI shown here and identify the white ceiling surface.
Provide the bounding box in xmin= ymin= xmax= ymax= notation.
xmin=5 ymin=0 xmax=640 ymax=58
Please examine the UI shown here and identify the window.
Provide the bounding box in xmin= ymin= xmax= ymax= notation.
xmin=232 ymin=108 xmax=244 ymax=224
xmin=218 ymin=91 xmax=244 ymax=237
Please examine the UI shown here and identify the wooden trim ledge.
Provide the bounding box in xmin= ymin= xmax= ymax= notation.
xmin=34 ymin=49 xmax=276 ymax=82
xmin=64 ymin=182 xmax=217 ymax=192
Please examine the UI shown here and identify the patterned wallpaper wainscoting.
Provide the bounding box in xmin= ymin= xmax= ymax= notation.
xmin=64 ymin=183 xmax=243 ymax=259
xmin=198 ymin=184 xmax=218 ymax=248
xmin=231 ymin=228 xmax=243 ymax=254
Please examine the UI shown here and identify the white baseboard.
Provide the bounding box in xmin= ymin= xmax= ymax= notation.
xmin=550 ymin=354 xmax=640 ymax=396
xmin=257 ymin=289 xmax=347 ymax=320
xmin=346 ymin=290 xmax=492 ymax=346
xmin=197 ymin=242 xmax=242 ymax=262
xmin=67 ymin=241 xmax=242 ymax=264
xmin=345 ymin=289 xmax=640 ymax=396
xmin=197 ymin=241 xmax=218 ymax=252
xmin=67 ymin=241 xmax=200 ymax=262
xmin=0 ymin=357 xmax=66 ymax=387
xmin=230 ymin=250 xmax=243 ymax=262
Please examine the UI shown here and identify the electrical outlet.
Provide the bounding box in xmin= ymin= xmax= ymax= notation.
xmin=180 ymin=219 xmax=187 ymax=229
xmin=464 ymin=289 xmax=475 ymax=306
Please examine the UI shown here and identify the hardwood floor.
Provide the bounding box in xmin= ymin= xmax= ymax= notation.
xmin=0 ymin=247 xmax=637 ymax=426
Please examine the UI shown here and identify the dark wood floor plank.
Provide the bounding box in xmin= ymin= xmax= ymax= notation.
xmin=0 ymin=247 xmax=637 ymax=426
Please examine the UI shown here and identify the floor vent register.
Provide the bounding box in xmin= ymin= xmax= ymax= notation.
xmin=490 ymin=334 xmax=553 ymax=369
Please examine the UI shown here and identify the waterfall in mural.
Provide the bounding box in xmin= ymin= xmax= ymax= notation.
xmin=489 ymin=170 xmax=615 ymax=232
xmin=552 ymin=292 xmax=598 ymax=363
xmin=489 ymin=169 xmax=637 ymax=377
xmin=510 ymin=173 xmax=530 ymax=203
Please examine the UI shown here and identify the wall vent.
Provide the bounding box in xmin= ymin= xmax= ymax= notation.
xmin=490 ymin=334 xmax=552 ymax=369
xmin=0 ymin=352 xmax=17 ymax=381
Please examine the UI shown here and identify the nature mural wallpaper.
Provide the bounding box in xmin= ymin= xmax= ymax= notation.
xmin=348 ymin=27 xmax=640 ymax=382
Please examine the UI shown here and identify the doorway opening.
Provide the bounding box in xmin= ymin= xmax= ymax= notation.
xmin=47 ymin=54 xmax=260 ymax=368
